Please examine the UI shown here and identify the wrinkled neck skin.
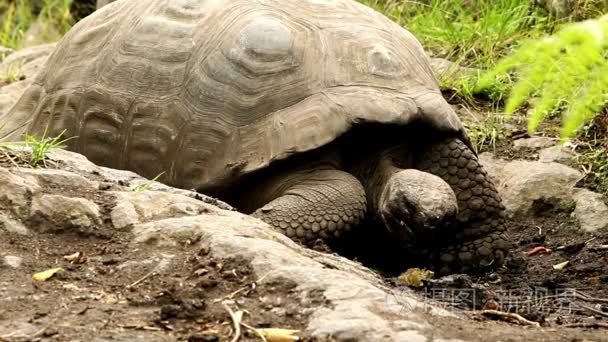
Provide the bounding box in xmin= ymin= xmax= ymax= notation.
xmin=345 ymin=142 xmax=414 ymax=216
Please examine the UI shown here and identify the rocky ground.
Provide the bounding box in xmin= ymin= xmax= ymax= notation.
xmin=1 ymin=44 xmax=608 ymax=341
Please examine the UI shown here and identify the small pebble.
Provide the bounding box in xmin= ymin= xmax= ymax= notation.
xmin=3 ymin=255 xmax=23 ymax=268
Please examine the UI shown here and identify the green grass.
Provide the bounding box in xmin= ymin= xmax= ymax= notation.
xmin=0 ymin=128 xmax=74 ymax=167
xmin=359 ymin=0 xmax=561 ymax=69
xmin=133 ymin=172 xmax=166 ymax=192
xmin=1 ymin=60 xmax=24 ymax=83
xmin=464 ymin=107 xmax=507 ymax=153
xmin=0 ymin=0 xmax=74 ymax=50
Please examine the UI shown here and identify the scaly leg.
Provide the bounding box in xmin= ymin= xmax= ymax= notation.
xmin=252 ymin=169 xmax=367 ymax=244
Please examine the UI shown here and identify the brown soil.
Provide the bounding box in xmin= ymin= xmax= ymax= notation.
xmin=0 ymin=232 xmax=325 ymax=341
xmin=407 ymin=207 xmax=608 ymax=322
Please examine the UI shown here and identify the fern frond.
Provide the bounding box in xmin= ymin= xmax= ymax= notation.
xmin=479 ymin=14 xmax=608 ymax=140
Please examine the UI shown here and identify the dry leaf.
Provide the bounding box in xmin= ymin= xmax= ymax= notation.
xmin=397 ymin=268 xmax=434 ymax=287
xmin=482 ymin=299 xmax=499 ymax=310
xmin=255 ymin=328 xmax=300 ymax=342
xmin=553 ymin=261 xmax=569 ymax=270
xmin=32 ymin=267 xmax=63 ymax=281
xmin=64 ymin=251 xmax=87 ymax=264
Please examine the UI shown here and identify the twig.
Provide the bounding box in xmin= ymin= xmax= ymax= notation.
xmin=214 ymin=287 xmax=247 ymax=303
xmin=576 ymin=303 xmax=608 ymax=318
xmin=213 ymin=270 xmax=274 ymax=303
xmin=127 ymin=271 xmax=156 ymax=288
xmin=0 ymin=331 xmax=20 ymax=339
xmin=573 ymin=290 xmax=608 ymax=304
xmin=584 ymin=237 xmax=597 ymax=244
xmin=479 ymin=310 xmax=541 ymax=327
xmin=588 ymin=244 xmax=608 ymax=251
xmin=564 ymin=322 xmax=608 ymax=329
xmin=223 ymin=303 xmax=242 ymax=342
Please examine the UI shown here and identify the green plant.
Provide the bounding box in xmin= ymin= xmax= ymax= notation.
xmin=463 ymin=108 xmax=506 ymax=152
xmin=477 ymin=14 xmax=608 ymax=141
xmin=0 ymin=127 xmax=73 ymax=167
xmin=2 ymin=60 xmax=24 ymax=83
xmin=359 ymin=0 xmax=560 ymax=70
xmin=0 ymin=0 xmax=74 ymax=49
xmin=0 ymin=0 xmax=33 ymax=49
xmin=133 ymin=172 xmax=166 ymax=192
xmin=19 ymin=128 xmax=73 ymax=166
xmin=38 ymin=0 xmax=75 ymax=35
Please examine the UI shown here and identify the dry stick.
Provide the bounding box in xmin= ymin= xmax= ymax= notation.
xmin=564 ymin=322 xmax=608 ymax=329
xmin=574 ymin=290 xmax=608 ymax=304
xmin=127 ymin=270 xmax=157 ymax=288
xmin=213 ymin=270 xmax=274 ymax=303
xmin=223 ymin=303 xmax=242 ymax=342
xmin=576 ymin=303 xmax=608 ymax=318
xmin=479 ymin=310 xmax=541 ymax=327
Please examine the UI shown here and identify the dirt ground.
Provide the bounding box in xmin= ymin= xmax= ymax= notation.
xmin=0 ymin=231 xmax=327 ymax=342
xmin=416 ymin=211 xmax=608 ymax=340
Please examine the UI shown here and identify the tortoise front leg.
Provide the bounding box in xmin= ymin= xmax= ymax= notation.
xmin=251 ymin=169 xmax=367 ymax=244
xmin=414 ymin=137 xmax=511 ymax=274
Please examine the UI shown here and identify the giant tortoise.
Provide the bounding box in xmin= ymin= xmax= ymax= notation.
xmin=1 ymin=0 xmax=510 ymax=274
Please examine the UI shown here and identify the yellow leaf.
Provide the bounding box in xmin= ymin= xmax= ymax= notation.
xmin=32 ymin=267 xmax=63 ymax=281
xmin=254 ymin=328 xmax=300 ymax=342
xmin=397 ymin=268 xmax=434 ymax=287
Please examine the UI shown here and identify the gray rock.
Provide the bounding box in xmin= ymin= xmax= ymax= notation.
xmin=22 ymin=21 xmax=62 ymax=48
xmin=29 ymin=194 xmax=101 ymax=232
xmin=0 ymin=53 xmax=49 ymax=117
xmin=110 ymin=198 xmax=139 ymax=230
xmin=115 ymin=253 xmax=175 ymax=276
xmin=572 ymin=188 xmax=608 ymax=232
xmin=0 ymin=168 xmax=41 ymax=217
xmin=539 ymin=145 xmax=575 ymax=163
xmin=1 ymin=43 xmax=56 ymax=66
xmin=13 ymin=168 xmax=98 ymax=189
xmin=0 ymin=215 xmax=29 ymax=235
xmin=45 ymin=148 xmax=234 ymax=210
xmin=479 ymin=153 xmax=582 ymax=216
xmin=513 ymin=137 xmax=556 ymax=149
xmin=128 ymin=178 xmax=234 ymax=211
xmin=131 ymin=213 xmax=453 ymax=340
xmin=111 ymin=190 xmax=219 ymax=229
xmin=534 ymin=0 xmax=575 ymax=17
xmin=2 ymin=255 xmax=22 ymax=268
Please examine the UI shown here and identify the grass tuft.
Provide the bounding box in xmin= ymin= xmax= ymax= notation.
xmin=133 ymin=172 xmax=166 ymax=192
xmin=0 ymin=128 xmax=74 ymax=167
xmin=0 ymin=0 xmax=74 ymax=50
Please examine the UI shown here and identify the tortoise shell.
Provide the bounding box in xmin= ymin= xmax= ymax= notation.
xmin=6 ymin=0 xmax=468 ymax=191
